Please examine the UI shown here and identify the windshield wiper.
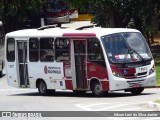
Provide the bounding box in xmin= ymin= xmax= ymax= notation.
xmin=120 ymin=34 xmax=145 ymax=64
xmin=129 ymin=48 xmax=145 ymax=62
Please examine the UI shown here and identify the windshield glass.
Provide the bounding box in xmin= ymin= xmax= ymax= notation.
xmin=101 ymin=32 xmax=152 ymax=63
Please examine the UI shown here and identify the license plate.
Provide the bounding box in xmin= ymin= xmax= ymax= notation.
xmin=136 ymin=66 xmax=148 ymax=73
xmin=132 ymin=84 xmax=141 ymax=88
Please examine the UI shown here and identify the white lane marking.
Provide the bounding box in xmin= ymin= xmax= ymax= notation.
xmin=75 ymin=102 xmax=146 ymax=111
xmin=95 ymin=104 xmax=129 ymax=111
xmin=83 ymin=102 xmax=136 ymax=108
xmin=75 ymin=103 xmax=130 ymax=111
xmin=75 ymin=104 xmax=91 ymax=111
xmin=84 ymin=103 xmax=110 ymax=107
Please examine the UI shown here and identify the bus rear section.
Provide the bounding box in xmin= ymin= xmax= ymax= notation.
xmin=5 ymin=27 xmax=156 ymax=97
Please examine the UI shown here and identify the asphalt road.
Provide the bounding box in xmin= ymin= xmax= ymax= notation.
xmin=0 ymin=75 xmax=160 ymax=120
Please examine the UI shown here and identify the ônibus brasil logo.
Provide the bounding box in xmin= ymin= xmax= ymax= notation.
xmin=44 ymin=66 xmax=48 ymax=74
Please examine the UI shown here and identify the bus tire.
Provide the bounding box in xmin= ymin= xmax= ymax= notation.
xmin=38 ymin=80 xmax=48 ymax=96
xmin=91 ymin=81 xmax=104 ymax=97
xmin=130 ymin=87 xmax=144 ymax=95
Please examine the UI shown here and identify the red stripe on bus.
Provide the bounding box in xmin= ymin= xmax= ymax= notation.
xmin=63 ymin=33 xmax=96 ymax=37
xmin=101 ymin=81 xmax=109 ymax=91
xmin=65 ymin=80 xmax=73 ymax=90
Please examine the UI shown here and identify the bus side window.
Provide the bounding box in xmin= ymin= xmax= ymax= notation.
xmin=88 ymin=38 xmax=104 ymax=61
xmin=7 ymin=38 xmax=15 ymax=62
xmin=29 ymin=38 xmax=39 ymax=62
xmin=40 ymin=38 xmax=54 ymax=62
xmin=55 ymin=38 xmax=70 ymax=62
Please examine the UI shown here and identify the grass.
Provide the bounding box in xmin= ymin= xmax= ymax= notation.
xmin=151 ymin=35 xmax=160 ymax=86
xmin=156 ymin=64 xmax=160 ymax=86
xmin=154 ymin=100 xmax=160 ymax=104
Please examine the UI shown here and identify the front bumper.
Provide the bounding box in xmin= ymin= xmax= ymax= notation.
xmin=109 ymin=72 xmax=156 ymax=91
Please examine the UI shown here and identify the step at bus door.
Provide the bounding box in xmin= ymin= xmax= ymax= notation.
xmin=17 ymin=41 xmax=29 ymax=87
xmin=74 ymin=40 xmax=87 ymax=89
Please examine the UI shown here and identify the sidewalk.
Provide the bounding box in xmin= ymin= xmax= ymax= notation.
xmin=145 ymin=102 xmax=160 ymax=111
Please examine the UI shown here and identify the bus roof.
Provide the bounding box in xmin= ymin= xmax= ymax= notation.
xmin=6 ymin=27 xmax=140 ymax=39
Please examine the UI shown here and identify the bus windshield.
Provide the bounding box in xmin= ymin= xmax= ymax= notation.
xmin=101 ymin=32 xmax=152 ymax=63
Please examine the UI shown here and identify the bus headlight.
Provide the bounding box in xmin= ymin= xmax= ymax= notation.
xmin=112 ymin=70 xmax=122 ymax=78
xmin=149 ymin=65 xmax=155 ymax=75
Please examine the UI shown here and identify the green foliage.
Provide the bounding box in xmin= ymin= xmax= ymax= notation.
xmin=1 ymin=0 xmax=160 ymax=41
xmin=0 ymin=0 xmax=44 ymax=32
xmin=156 ymin=64 xmax=160 ymax=86
xmin=87 ymin=0 xmax=160 ymax=45
xmin=154 ymin=100 xmax=160 ymax=104
xmin=68 ymin=0 xmax=91 ymax=13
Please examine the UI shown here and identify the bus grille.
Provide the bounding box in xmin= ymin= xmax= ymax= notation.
xmin=137 ymin=72 xmax=147 ymax=76
xmin=124 ymin=72 xmax=147 ymax=79
xmin=127 ymin=80 xmax=145 ymax=87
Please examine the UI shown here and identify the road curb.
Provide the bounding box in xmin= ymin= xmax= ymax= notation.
xmin=148 ymin=102 xmax=160 ymax=111
xmin=146 ymin=86 xmax=160 ymax=88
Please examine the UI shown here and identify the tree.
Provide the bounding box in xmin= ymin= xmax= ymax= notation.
xmin=0 ymin=0 xmax=44 ymax=33
xmin=81 ymin=0 xmax=159 ymax=46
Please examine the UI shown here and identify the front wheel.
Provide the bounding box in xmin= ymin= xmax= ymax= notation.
xmin=130 ymin=87 xmax=144 ymax=95
xmin=91 ymin=81 xmax=104 ymax=97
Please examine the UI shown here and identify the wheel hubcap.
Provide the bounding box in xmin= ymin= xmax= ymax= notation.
xmin=40 ymin=82 xmax=46 ymax=93
xmin=94 ymin=83 xmax=102 ymax=95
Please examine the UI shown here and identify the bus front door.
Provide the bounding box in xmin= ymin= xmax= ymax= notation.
xmin=17 ymin=41 xmax=29 ymax=87
xmin=74 ymin=41 xmax=87 ymax=89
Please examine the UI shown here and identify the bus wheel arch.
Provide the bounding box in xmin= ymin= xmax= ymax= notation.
xmin=90 ymin=78 xmax=104 ymax=97
xmin=36 ymin=79 xmax=48 ymax=96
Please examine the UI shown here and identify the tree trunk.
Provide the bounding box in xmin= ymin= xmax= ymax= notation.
xmin=146 ymin=32 xmax=151 ymax=47
xmin=134 ymin=17 xmax=144 ymax=34
xmin=150 ymin=35 xmax=154 ymax=44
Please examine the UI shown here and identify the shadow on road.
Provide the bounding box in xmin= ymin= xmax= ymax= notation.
xmin=8 ymin=91 xmax=155 ymax=98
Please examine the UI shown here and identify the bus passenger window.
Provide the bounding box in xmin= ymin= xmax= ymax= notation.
xmin=88 ymin=38 xmax=104 ymax=61
xmin=7 ymin=38 xmax=15 ymax=62
xmin=55 ymin=38 xmax=70 ymax=62
xmin=40 ymin=38 xmax=54 ymax=62
xmin=29 ymin=38 xmax=39 ymax=62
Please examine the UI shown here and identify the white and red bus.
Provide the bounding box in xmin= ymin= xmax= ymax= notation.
xmin=5 ymin=26 xmax=156 ymax=96
xmin=42 ymin=0 xmax=78 ymax=26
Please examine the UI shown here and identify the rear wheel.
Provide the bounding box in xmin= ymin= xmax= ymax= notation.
xmin=38 ymin=80 xmax=47 ymax=95
xmin=38 ymin=80 xmax=55 ymax=95
xmin=130 ymin=87 xmax=144 ymax=95
xmin=91 ymin=81 xmax=104 ymax=97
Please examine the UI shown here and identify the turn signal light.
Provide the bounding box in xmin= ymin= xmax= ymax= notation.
xmin=112 ymin=70 xmax=122 ymax=78
xmin=149 ymin=65 xmax=155 ymax=75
